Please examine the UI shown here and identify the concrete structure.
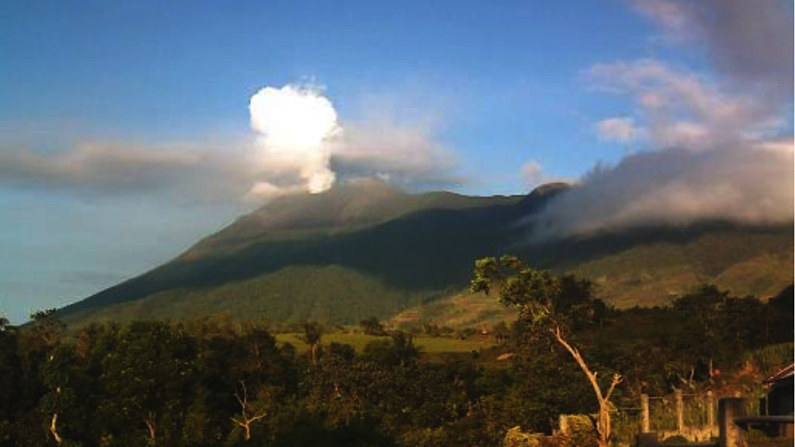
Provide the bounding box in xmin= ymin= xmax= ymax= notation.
xmin=763 ymin=363 xmax=794 ymax=417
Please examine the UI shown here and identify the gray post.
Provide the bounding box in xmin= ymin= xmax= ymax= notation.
xmin=719 ymin=397 xmax=747 ymax=447
xmin=676 ymin=389 xmax=684 ymax=433
xmin=707 ymin=391 xmax=715 ymax=428
xmin=641 ymin=394 xmax=650 ymax=433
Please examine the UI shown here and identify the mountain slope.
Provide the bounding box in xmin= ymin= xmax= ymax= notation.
xmin=59 ymin=180 xmax=537 ymax=323
xmin=57 ymin=182 xmax=793 ymax=326
xmin=181 ymin=179 xmax=519 ymax=259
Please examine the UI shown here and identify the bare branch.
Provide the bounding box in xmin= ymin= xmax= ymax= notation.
xmin=605 ymin=374 xmax=623 ymax=402
xmin=551 ymin=324 xmax=622 ymax=447
xmin=231 ymin=379 xmax=268 ymax=440
xmin=249 ymin=414 xmax=267 ymax=423
xmin=50 ymin=413 xmax=62 ymax=444
xmin=551 ymin=326 xmax=604 ymax=402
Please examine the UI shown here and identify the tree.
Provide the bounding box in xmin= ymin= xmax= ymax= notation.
xmin=491 ymin=321 xmax=509 ymax=345
xmin=766 ymin=284 xmax=794 ymax=344
xmin=97 ymin=321 xmax=196 ymax=445
xmin=471 ymin=255 xmax=621 ymax=447
xmin=40 ymin=344 xmax=77 ymax=444
xmin=29 ymin=309 xmax=66 ymax=348
xmin=0 ymin=316 xmax=22 ymax=430
xmin=551 ymin=326 xmax=621 ymax=447
xmin=303 ymin=322 xmax=323 ymax=367
xmin=226 ymin=325 xmax=287 ymax=442
xmin=230 ymin=381 xmax=267 ymax=441
xmin=362 ymin=331 xmax=419 ymax=368
xmin=359 ymin=317 xmax=387 ymax=336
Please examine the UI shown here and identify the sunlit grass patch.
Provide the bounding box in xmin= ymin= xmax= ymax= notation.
xmin=275 ymin=332 xmax=495 ymax=354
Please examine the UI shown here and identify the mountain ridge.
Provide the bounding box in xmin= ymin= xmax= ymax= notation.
xmin=56 ymin=182 xmax=793 ymax=325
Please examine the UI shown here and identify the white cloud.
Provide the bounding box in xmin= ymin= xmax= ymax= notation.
xmin=588 ymin=59 xmax=782 ymax=150
xmin=629 ymin=0 xmax=695 ymax=42
xmin=533 ymin=0 xmax=794 ymax=239
xmin=0 ymin=83 xmax=463 ymax=202
xmin=520 ymin=160 xmax=543 ymax=187
xmin=246 ymin=84 xmax=462 ymax=196
xmin=595 ymin=117 xmax=642 ymax=144
xmin=331 ymin=118 xmax=461 ymax=190
xmin=249 ymin=84 xmax=341 ymax=194
xmin=534 ymin=139 xmax=793 ymax=238
xmin=0 ymin=142 xmax=254 ymax=202
xmin=246 ymin=181 xmax=303 ymax=202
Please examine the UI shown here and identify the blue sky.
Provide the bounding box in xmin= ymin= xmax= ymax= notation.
xmin=0 ymin=0 xmax=791 ymax=322
xmin=1 ymin=1 xmax=657 ymax=181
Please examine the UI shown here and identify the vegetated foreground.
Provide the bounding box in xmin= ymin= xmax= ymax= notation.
xmin=1 ymin=271 xmax=792 ymax=447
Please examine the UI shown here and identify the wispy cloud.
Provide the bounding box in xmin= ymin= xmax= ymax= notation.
xmin=587 ymin=59 xmax=781 ymax=149
xmin=0 ymin=142 xmax=256 ymax=202
xmin=520 ymin=160 xmax=544 ymax=187
xmin=629 ymin=0 xmax=794 ymax=99
xmin=331 ymin=117 xmax=462 ymax=190
xmin=595 ymin=117 xmax=642 ymax=144
xmin=0 ymin=84 xmax=463 ymax=202
xmin=240 ymin=83 xmax=463 ymax=199
xmin=533 ymin=0 xmax=793 ymax=239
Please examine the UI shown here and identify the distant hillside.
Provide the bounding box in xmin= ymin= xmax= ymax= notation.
xmin=391 ymin=227 xmax=793 ymax=330
xmin=568 ymin=228 xmax=793 ymax=307
xmin=57 ymin=180 xmax=794 ymax=326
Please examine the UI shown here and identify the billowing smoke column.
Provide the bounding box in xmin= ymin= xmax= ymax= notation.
xmin=249 ymin=84 xmax=341 ymax=194
xmin=246 ymin=83 xmax=459 ymax=198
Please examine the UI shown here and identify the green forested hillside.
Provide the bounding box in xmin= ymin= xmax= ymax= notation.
xmin=568 ymin=228 xmax=794 ymax=307
xmin=68 ymin=265 xmax=454 ymax=327
xmin=391 ymin=227 xmax=793 ymax=329
xmin=57 ymin=181 xmax=794 ymax=326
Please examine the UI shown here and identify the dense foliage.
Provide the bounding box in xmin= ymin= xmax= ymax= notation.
xmin=0 ymin=281 xmax=791 ymax=447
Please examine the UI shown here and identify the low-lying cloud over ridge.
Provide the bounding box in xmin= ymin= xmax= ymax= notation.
xmin=535 ymin=140 xmax=793 ymax=237
xmin=533 ymin=0 xmax=793 ymax=239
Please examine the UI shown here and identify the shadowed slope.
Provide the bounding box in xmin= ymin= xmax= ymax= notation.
xmin=57 ymin=182 xmax=793 ymax=325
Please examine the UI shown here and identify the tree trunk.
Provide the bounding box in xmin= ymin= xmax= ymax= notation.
xmin=50 ymin=413 xmax=62 ymax=444
xmin=231 ymin=380 xmax=266 ymax=441
xmin=311 ymin=343 xmax=319 ymax=366
xmin=145 ymin=412 xmax=157 ymax=445
xmin=243 ymin=421 xmax=251 ymax=441
xmin=553 ymin=326 xmax=621 ymax=447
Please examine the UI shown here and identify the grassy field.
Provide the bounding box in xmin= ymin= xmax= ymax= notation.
xmin=391 ymin=290 xmax=519 ymax=330
xmin=275 ymin=332 xmax=496 ymax=354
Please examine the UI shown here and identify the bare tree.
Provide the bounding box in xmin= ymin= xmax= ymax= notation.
xmin=471 ymin=256 xmax=623 ymax=447
xmin=231 ymin=381 xmax=267 ymax=441
xmin=50 ymin=411 xmax=62 ymax=444
xmin=553 ymin=326 xmax=622 ymax=447
xmin=145 ymin=411 xmax=157 ymax=444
